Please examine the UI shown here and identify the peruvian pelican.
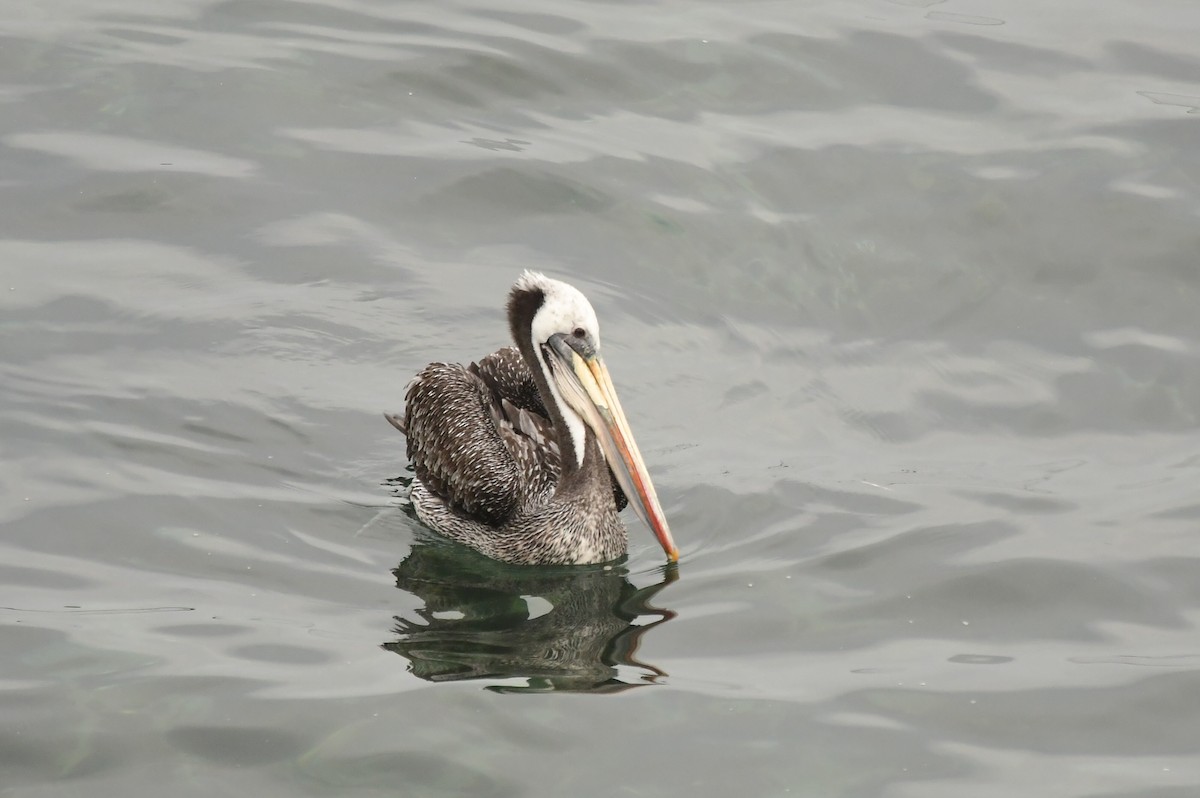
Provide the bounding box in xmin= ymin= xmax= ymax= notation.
xmin=385 ymin=271 xmax=679 ymax=566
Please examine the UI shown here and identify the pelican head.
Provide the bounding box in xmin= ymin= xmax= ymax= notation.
xmin=508 ymin=271 xmax=679 ymax=562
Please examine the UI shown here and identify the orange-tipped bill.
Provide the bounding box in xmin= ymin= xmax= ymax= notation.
xmin=548 ymin=339 xmax=679 ymax=561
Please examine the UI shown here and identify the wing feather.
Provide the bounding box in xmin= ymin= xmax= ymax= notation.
xmin=469 ymin=346 xmax=546 ymax=416
xmin=400 ymin=362 xmax=523 ymax=525
xmin=395 ymin=350 xmax=562 ymax=526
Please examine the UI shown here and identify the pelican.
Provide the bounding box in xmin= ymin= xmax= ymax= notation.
xmin=385 ymin=271 xmax=678 ymax=566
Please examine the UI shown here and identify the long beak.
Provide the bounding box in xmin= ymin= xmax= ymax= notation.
xmin=548 ymin=339 xmax=679 ymax=562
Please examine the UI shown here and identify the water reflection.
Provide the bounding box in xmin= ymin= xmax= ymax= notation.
xmin=384 ymin=537 xmax=677 ymax=694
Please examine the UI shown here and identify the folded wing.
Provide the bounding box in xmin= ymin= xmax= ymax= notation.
xmin=389 ymin=348 xmax=561 ymax=526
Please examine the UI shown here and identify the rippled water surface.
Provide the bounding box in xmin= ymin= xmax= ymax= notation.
xmin=3 ymin=1 xmax=1200 ymax=795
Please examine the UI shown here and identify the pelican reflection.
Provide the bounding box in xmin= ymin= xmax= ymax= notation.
xmin=384 ymin=536 xmax=677 ymax=693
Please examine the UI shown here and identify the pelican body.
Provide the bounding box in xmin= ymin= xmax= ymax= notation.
xmin=386 ymin=271 xmax=678 ymax=566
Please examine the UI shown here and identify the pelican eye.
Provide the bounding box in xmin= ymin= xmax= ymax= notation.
xmin=572 ymin=327 xmax=586 ymax=339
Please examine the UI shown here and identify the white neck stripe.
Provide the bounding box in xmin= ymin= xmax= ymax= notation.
xmin=535 ymin=344 xmax=587 ymax=470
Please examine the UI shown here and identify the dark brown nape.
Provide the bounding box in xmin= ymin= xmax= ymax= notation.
xmin=506 ymin=285 xmax=545 ymax=356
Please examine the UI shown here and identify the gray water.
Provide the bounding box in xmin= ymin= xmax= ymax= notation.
xmin=3 ymin=0 xmax=1200 ymax=795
